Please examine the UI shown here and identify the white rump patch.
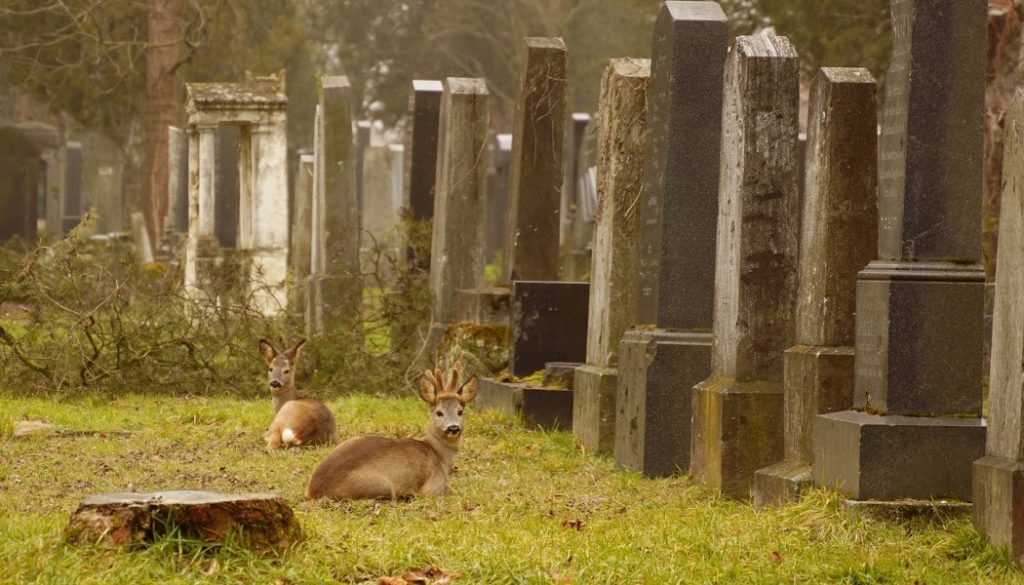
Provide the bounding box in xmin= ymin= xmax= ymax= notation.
xmin=282 ymin=428 xmax=300 ymax=445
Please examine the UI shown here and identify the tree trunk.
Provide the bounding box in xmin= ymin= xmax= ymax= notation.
xmin=144 ymin=0 xmax=186 ymax=251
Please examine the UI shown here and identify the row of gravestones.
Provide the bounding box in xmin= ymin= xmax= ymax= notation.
xmin=409 ymin=0 xmax=1024 ymax=568
xmin=0 ymin=124 xmax=125 ymax=244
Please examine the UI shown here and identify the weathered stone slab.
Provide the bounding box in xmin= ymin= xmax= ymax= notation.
xmin=167 ymin=126 xmax=189 ymax=233
xmin=752 ymin=67 xmax=878 ymax=507
xmin=290 ymin=154 xmax=314 ymax=311
xmin=429 ymin=78 xmax=490 ymax=326
xmin=476 ymin=377 xmax=575 ymax=431
xmin=130 ymin=212 xmax=155 ymax=266
xmin=544 ymin=362 xmax=580 ymax=388
xmin=690 ymin=33 xmax=801 ymax=500
xmin=509 ymin=281 xmax=589 ymax=377
xmin=65 ymin=491 xmax=301 ymax=552
xmin=615 ymin=330 xmax=711 ymax=476
xmin=572 ymin=58 xmax=650 ymax=454
xmin=503 ymin=37 xmax=568 ymax=283
xmin=814 ymin=410 xmax=985 ymax=500
xmin=974 ymin=89 xmax=1024 ymax=567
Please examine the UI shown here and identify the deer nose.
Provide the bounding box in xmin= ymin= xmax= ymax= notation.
xmin=269 ymin=380 xmax=282 ymax=389
xmin=445 ymin=425 xmax=461 ymax=436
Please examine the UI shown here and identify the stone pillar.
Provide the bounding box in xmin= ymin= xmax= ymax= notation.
xmin=197 ymin=125 xmax=217 ymax=238
xmin=502 ymin=37 xmax=567 ymax=284
xmin=614 ymin=1 xmax=728 ymax=478
xmin=247 ymin=119 xmax=290 ymax=314
xmin=307 ymin=105 xmax=324 ymax=336
xmin=814 ymin=0 xmax=987 ymax=502
xmin=561 ymin=113 xmax=591 ymax=280
xmin=362 ymin=145 xmax=398 ymax=245
xmin=752 ymin=67 xmax=878 ymax=507
xmin=975 ymin=89 xmax=1024 ymax=568
xmin=312 ymin=76 xmax=361 ymax=331
xmin=573 ymin=58 xmax=650 ymax=454
xmin=426 ymin=78 xmax=490 ymax=352
xmin=167 ymin=126 xmax=188 ymax=233
xmin=406 ymin=80 xmax=443 ymax=223
xmin=290 ymin=154 xmax=314 ymax=312
xmin=690 ymin=33 xmax=801 ymax=500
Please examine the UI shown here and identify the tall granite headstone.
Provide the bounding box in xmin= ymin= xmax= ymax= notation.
xmin=426 ymin=78 xmax=490 ymax=354
xmin=406 ymin=80 xmax=443 ymax=223
xmin=502 ymin=37 xmax=568 ymax=283
xmin=975 ymin=89 xmax=1024 ymax=568
xmin=814 ymin=0 xmax=987 ymax=501
xmin=573 ymin=58 xmax=651 ymax=454
xmin=614 ymin=1 xmax=728 ymax=477
xmin=752 ymin=67 xmax=878 ymax=507
xmin=690 ymin=33 xmax=801 ymax=500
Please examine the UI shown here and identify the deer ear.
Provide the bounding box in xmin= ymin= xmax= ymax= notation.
xmin=284 ymin=339 xmax=306 ymax=363
xmin=258 ymin=339 xmax=277 ymax=364
xmin=457 ymin=375 xmax=478 ymax=404
xmin=419 ymin=370 xmax=437 ymax=404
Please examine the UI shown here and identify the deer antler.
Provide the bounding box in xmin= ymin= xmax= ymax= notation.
xmin=444 ymin=360 xmax=463 ymax=393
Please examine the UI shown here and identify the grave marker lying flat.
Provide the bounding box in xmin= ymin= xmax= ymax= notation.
xmin=65 ymin=491 xmax=301 ymax=552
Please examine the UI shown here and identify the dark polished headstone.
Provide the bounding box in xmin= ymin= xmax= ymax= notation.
xmin=815 ymin=0 xmax=987 ymax=503
xmin=406 ymin=80 xmax=443 ymax=222
xmin=614 ymin=1 xmax=728 ymax=478
xmin=509 ymin=281 xmax=589 ymax=377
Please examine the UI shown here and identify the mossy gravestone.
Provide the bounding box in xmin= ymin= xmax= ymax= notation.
xmin=65 ymin=491 xmax=301 ymax=552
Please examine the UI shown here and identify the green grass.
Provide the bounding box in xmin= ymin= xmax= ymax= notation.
xmin=0 ymin=393 xmax=1019 ymax=584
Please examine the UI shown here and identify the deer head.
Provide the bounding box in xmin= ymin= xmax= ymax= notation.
xmin=419 ymin=360 xmax=478 ymax=443
xmin=259 ymin=339 xmax=305 ymax=395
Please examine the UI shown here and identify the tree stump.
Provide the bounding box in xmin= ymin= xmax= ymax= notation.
xmin=64 ymin=490 xmax=301 ymax=552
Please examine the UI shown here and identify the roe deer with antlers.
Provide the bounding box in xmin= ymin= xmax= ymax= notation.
xmin=305 ymin=361 xmax=478 ymax=500
xmin=259 ymin=339 xmax=337 ymax=449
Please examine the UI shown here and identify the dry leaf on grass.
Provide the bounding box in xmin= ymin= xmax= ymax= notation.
xmin=380 ymin=566 xmax=460 ymax=584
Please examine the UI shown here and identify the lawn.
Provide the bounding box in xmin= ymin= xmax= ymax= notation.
xmin=0 ymin=393 xmax=1019 ymax=584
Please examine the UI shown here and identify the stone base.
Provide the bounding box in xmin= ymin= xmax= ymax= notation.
xmin=457 ymin=287 xmax=511 ymax=325
xmin=615 ymin=330 xmax=711 ymax=477
xmin=572 ymin=365 xmax=617 ymax=453
xmin=973 ymin=455 xmax=1024 ymax=566
xmin=813 ymin=410 xmax=986 ymax=501
xmin=691 ymin=377 xmax=784 ymax=500
xmin=752 ymin=461 xmax=813 ymax=508
xmin=476 ymin=377 xmax=573 ymax=430
xmin=842 ymin=498 xmax=972 ymax=523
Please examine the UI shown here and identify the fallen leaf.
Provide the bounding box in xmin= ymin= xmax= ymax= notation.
xmin=562 ymin=519 xmax=585 ymax=531
xmin=378 ymin=578 xmax=408 ymax=585
xmin=425 ymin=510 xmax=440 ymax=521
xmin=203 ymin=559 xmax=219 ymax=576
xmin=461 ymin=500 xmax=479 ymax=512
xmin=771 ymin=550 xmax=781 ymax=562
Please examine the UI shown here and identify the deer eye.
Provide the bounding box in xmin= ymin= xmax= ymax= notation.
xmin=436 ymin=411 xmax=443 ymax=417
xmin=457 ymin=409 xmax=463 ymax=416
xmin=284 ymin=369 xmax=291 ymax=374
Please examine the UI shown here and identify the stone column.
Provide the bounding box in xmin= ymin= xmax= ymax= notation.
xmin=426 ymin=78 xmax=490 ymax=351
xmin=197 ymin=125 xmax=217 ymax=238
xmin=312 ymin=76 xmax=361 ymax=331
xmin=614 ymin=1 xmax=728 ymax=477
xmin=814 ymin=0 xmax=987 ymax=502
xmin=752 ymin=67 xmax=878 ymax=507
xmin=690 ymin=33 xmax=801 ymax=500
xmin=502 ymin=37 xmax=568 ymax=284
xmin=561 ymin=113 xmax=591 ymax=280
xmin=975 ymin=89 xmax=1024 ymax=568
xmin=167 ymin=126 xmax=188 ymax=233
xmin=573 ymin=58 xmax=650 ymax=454
xmin=245 ymin=118 xmax=290 ymax=314
xmin=290 ymin=154 xmax=314 ymax=312
xmin=184 ymin=124 xmax=218 ymax=305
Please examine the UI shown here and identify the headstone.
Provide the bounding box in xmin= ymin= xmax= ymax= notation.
xmin=388 ymin=144 xmax=404 ymax=217
xmin=561 ymin=113 xmax=592 ymax=280
xmin=290 ymin=154 xmax=314 ymax=312
xmin=614 ymin=1 xmax=728 ymax=478
xmin=167 ymin=126 xmax=189 ymax=233
xmin=130 ymin=212 xmax=155 ymax=266
xmin=975 ymin=89 xmax=1024 ymax=568
xmin=362 ymin=145 xmax=399 ymax=247
xmin=215 ymin=124 xmax=240 ymax=248
xmin=0 ymin=126 xmax=41 ymax=243
xmin=690 ymin=33 xmax=801 ymax=500
xmin=752 ymin=67 xmax=879 ymax=507
xmin=311 ymin=76 xmax=361 ymax=331
xmin=356 ymin=120 xmax=372 ymax=231
xmin=502 ymin=37 xmax=568 ymax=283
xmin=62 ymin=141 xmax=82 ymax=234
xmin=573 ymin=57 xmax=651 ymax=454
xmin=508 ymin=281 xmax=589 ymax=377
xmin=427 ymin=78 xmax=490 ymax=354
xmin=15 ymin=122 xmax=60 ymax=238
xmin=406 ymin=80 xmax=443 ymax=223
xmin=64 ymin=491 xmax=301 ymax=552
xmin=485 ymin=133 xmax=513 ymax=267
xmin=814 ymin=0 xmax=987 ymax=502
xmin=74 ymin=130 xmax=124 ymax=235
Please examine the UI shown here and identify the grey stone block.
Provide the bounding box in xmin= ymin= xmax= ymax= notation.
xmin=572 ymin=364 xmax=617 ymax=453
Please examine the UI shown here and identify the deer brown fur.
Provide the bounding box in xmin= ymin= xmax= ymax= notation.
xmin=259 ymin=339 xmax=337 ymax=449
xmin=305 ymin=361 xmax=477 ymax=500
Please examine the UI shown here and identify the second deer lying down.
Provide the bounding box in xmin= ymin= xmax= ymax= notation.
xmin=305 ymin=361 xmax=478 ymax=500
xmin=260 ymin=339 xmax=337 ymax=449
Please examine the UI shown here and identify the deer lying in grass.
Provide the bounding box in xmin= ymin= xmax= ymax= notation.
xmin=305 ymin=361 xmax=478 ymax=500
xmin=259 ymin=339 xmax=337 ymax=449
